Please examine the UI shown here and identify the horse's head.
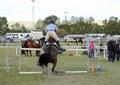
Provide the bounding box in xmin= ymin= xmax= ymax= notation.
xmin=40 ymin=37 xmax=45 ymax=43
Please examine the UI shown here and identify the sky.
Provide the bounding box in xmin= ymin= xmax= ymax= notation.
xmin=0 ymin=0 xmax=120 ymax=21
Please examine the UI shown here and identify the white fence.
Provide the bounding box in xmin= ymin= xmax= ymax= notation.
xmin=0 ymin=45 xmax=107 ymax=58
xmin=62 ymin=46 xmax=107 ymax=58
xmin=0 ymin=45 xmax=20 ymax=72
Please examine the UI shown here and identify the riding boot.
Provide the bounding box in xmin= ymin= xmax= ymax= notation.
xmin=43 ymin=41 xmax=47 ymax=50
xmin=56 ymin=41 xmax=60 ymax=48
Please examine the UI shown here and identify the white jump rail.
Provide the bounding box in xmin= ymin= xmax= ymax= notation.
xmin=20 ymin=48 xmax=42 ymax=51
xmin=62 ymin=46 xmax=107 ymax=58
xmin=19 ymin=71 xmax=88 ymax=74
xmin=0 ymin=46 xmax=20 ymax=48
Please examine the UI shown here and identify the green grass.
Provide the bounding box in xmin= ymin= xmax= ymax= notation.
xmin=0 ymin=43 xmax=120 ymax=85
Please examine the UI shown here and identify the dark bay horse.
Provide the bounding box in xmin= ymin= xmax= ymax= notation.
xmin=116 ymin=42 xmax=120 ymax=61
xmin=38 ymin=37 xmax=58 ymax=73
xmin=107 ymin=40 xmax=116 ymax=62
xmin=21 ymin=37 xmax=45 ymax=56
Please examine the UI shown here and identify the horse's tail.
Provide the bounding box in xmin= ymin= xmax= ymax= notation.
xmin=21 ymin=41 xmax=25 ymax=48
xmin=21 ymin=41 xmax=26 ymax=56
xmin=38 ymin=53 xmax=51 ymax=67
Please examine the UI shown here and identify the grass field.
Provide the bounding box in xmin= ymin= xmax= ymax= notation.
xmin=0 ymin=42 xmax=120 ymax=85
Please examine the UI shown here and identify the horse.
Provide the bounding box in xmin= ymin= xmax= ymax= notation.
xmin=21 ymin=37 xmax=45 ymax=56
xmin=38 ymin=37 xmax=58 ymax=73
xmin=107 ymin=40 xmax=116 ymax=62
xmin=78 ymin=38 xmax=83 ymax=45
xmin=115 ymin=41 xmax=120 ymax=61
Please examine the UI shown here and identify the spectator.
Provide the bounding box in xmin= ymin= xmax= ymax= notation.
xmin=100 ymin=42 xmax=104 ymax=55
xmin=89 ymin=40 xmax=96 ymax=58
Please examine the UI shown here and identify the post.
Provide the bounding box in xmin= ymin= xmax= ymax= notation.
xmin=64 ymin=12 xmax=68 ymax=44
xmin=31 ymin=0 xmax=36 ymax=26
xmin=64 ymin=11 xmax=68 ymax=26
xmin=6 ymin=39 xmax=10 ymax=72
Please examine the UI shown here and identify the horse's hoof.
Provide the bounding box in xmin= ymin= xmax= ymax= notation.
xmin=52 ymin=71 xmax=59 ymax=75
xmin=42 ymin=71 xmax=48 ymax=75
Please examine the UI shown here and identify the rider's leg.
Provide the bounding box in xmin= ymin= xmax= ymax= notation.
xmin=43 ymin=32 xmax=50 ymax=49
xmin=50 ymin=32 xmax=60 ymax=48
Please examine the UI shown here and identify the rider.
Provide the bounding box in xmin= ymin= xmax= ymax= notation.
xmin=25 ymin=34 xmax=30 ymax=40
xmin=44 ymin=19 xmax=60 ymax=48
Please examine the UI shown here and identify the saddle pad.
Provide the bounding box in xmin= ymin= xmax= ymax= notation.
xmin=35 ymin=40 xmax=40 ymax=44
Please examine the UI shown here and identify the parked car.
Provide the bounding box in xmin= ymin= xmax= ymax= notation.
xmin=59 ymin=37 xmax=65 ymax=42
xmin=0 ymin=36 xmax=6 ymax=43
xmin=13 ymin=38 xmax=21 ymax=42
xmin=6 ymin=37 xmax=14 ymax=42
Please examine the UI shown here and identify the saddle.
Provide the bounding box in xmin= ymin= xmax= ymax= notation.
xmin=45 ymin=37 xmax=58 ymax=48
xmin=46 ymin=42 xmax=58 ymax=48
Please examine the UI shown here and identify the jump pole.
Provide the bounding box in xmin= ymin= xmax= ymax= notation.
xmin=19 ymin=71 xmax=43 ymax=74
xmin=65 ymin=71 xmax=88 ymax=73
xmin=19 ymin=71 xmax=88 ymax=74
xmin=6 ymin=39 xmax=10 ymax=72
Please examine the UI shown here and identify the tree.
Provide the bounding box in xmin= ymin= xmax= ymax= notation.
xmin=70 ymin=16 xmax=78 ymax=24
xmin=102 ymin=16 xmax=120 ymax=35
xmin=44 ymin=15 xmax=59 ymax=25
xmin=57 ymin=29 xmax=67 ymax=37
xmin=10 ymin=23 xmax=28 ymax=33
xmin=86 ymin=17 xmax=95 ymax=24
xmin=0 ymin=17 xmax=9 ymax=35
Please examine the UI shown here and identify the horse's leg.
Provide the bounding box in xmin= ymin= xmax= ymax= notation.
xmin=110 ymin=52 xmax=113 ymax=62
xmin=36 ymin=51 xmax=40 ymax=56
xmin=119 ymin=52 xmax=120 ymax=61
xmin=116 ymin=51 xmax=118 ymax=61
xmin=52 ymin=60 xmax=57 ymax=72
xmin=108 ymin=51 xmax=112 ymax=62
xmin=21 ymin=50 xmax=26 ymax=56
xmin=42 ymin=64 xmax=48 ymax=74
xmin=112 ymin=51 xmax=115 ymax=62
xmin=36 ymin=51 xmax=38 ymax=56
xmin=24 ymin=50 xmax=26 ymax=56
xmin=45 ymin=64 xmax=48 ymax=74
xmin=118 ymin=50 xmax=120 ymax=61
xmin=21 ymin=50 xmax=23 ymax=56
xmin=26 ymin=50 xmax=28 ymax=56
xmin=29 ymin=50 xmax=32 ymax=56
xmin=116 ymin=50 xmax=120 ymax=61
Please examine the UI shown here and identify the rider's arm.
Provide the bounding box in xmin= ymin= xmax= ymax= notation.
xmin=55 ymin=25 xmax=58 ymax=33
xmin=55 ymin=28 xmax=58 ymax=33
